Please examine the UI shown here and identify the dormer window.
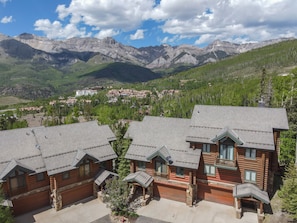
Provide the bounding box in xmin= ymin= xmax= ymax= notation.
xmin=220 ymin=142 xmax=234 ymax=160
xmin=155 ymin=157 xmax=167 ymax=176
xmin=79 ymin=159 xmax=91 ymax=178
xmin=9 ymin=170 xmax=26 ymax=191
xmin=215 ymin=138 xmax=237 ymax=170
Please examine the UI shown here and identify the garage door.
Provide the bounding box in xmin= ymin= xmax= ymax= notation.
xmin=62 ymin=183 xmax=93 ymax=207
xmin=197 ymin=183 xmax=234 ymax=206
xmin=154 ymin=183 xmax=186 ymax=203
xmin=12 ymin=190 xmax=50 ymax=216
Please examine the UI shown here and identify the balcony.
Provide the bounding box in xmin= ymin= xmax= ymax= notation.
xmin=154 ymin=172 xmax=168 ymax=179
xmin=215 ymin=156 xmax=238 ymax=171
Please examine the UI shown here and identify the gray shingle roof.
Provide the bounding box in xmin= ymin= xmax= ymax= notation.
xmin=0 ymin=127 xmax=46 ymax=182
xmin=34 ymin=121 xmax=117 ymax=175
xmin=0 ymin=121 xmax=117 ymax=179
xmin=187 ymin=105 xmax=288 ymax=150
xmin=125 ymin=116 xmax=201 ymax=169
xmin=123 ymin=171 xmax=153 ymax=188
xmin=94 ymin=169 xmax=118 ymax=186
xmin=233 ymin=183 xmax=270 ymax=204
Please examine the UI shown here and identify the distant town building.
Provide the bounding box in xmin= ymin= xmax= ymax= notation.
xmin=75 ymin=89 xmax=97 ymax=97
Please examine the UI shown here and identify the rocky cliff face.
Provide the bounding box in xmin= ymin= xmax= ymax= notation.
xmin=11 ymin=33 xmax=292 ymax=69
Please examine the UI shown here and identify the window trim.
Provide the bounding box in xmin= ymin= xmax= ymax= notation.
xmin=244 ymin=170 xmax=257 ymax=183
xmin=79 ymin=159 xmax=91 ymax=178
xmin=36 ymin=172 xmax=45 ymax=182
xmin=62 ymin=171 xmax=70 ymax=180
xmin=204 ymin=164 xmax=216 ymax=176
xmin=176 ymin=166 xmax=184 ymax=177
xmin=219 ymin=144 xmax=234 ymax=160
xmin=245 ymin=148 xmax=256 ymax=160
xmin=155 ymin=158 xmax=167 ymax=175
xmin=202 ymin=144 xmax=210 ymax=153
xmin=9 ymin=170 xmax=26 ymax=191
xmin=137 ymin=161 xmax=146 ymax=170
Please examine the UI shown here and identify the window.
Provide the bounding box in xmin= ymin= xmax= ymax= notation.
xmin=62 ymin=171 xmax=70 ymax=180
xmin=219 ymin=144 xmax=234 ymax=160
xmin=245 ymin=170 xmax=256 ymax=182
xmin=155 ymin=158 xmax=167 ymax=175
xmin=245 ymin=148 xmax=256 ymax=159
xmin=100 ymin=161 xmax=107 ymax=169
xmin=202 ymin=144 xmax=210 ymax=153
xmin=36 ymin=173 xmax=45 ymax=181
xmin=79 ymin=160 xmax=91 ymax=177
xmin=137 ymin=161 xmax=146 ymax=170
xmin=9 ymin=170 xmax=26 ymax=191
xmin=204 ymin=164 xmax=216 ymax=176
xmin=176 ymin=167 xmax=184 ymax=177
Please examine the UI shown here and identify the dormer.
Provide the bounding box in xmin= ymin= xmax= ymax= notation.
xmin=0 ymin=159 xmax=35 ymax=195
xmin=211 ymin=127 xmax=243 ymax=171
xmin=146 ymin=146 xmax=173 ymax=178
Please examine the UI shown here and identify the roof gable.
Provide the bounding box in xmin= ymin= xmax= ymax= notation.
xmin=94 ymin=169 xmax=118 ymax=186
xmin=123 ymin=171 xmax=153 ymax=188
xmin=72 ymin=149 xmax=98 ymax=167
xmin=0 ymin=159 xmax=34 ymax=181
xmin=146 ymin=146 xmax=173 ymax=164
xmin=233 ymin=183 xmax=270 ymax=204
xmin=211 ymin=127 xmax=244 ymax=145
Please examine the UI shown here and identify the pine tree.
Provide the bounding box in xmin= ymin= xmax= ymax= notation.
xmin=278 ymin=162 xmax=297 ymax=220
xmin=102 ymin=178 xmax=134 ymax=217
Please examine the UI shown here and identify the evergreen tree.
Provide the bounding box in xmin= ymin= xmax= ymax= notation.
xmin=278 ymin=162 xmax=297 ymax=220
xmin=102 ymin=178 xmax=135 ymax=217
xmin=112 ymin=122 xmax=131 ymax=179
xmin=0 ymin=185 xmax=13 ymax=223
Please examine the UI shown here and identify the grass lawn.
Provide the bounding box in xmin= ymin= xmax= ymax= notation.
xmin=0 ymin=96 xmax=30 ymax=106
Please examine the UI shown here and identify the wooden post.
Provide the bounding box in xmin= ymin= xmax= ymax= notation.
xmin=130 ymin=161 xmax=135 ymax=173
xmin=237 ymin=198 xmax=241 ymax=209
xmin=193 ymin=171 xmax=197 ymax=185
xmin=259 ymin=202 xmax=263 ymax=214
xmin=143 ymin=187 xmax=145 ymax=200
xmin=189 ymin=171 xmax=193 ymax=184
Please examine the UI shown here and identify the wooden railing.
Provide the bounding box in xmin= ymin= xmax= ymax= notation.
xmin=215 ymin=156 xmax=237 ymax=169
xmin=154 ymin=172 xmax=168 ymax=179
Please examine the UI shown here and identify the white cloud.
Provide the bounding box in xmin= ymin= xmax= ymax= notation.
xmin=35 ymin=0 xmax=155 ymax=39
xmin=34 ymin=0 xmax=297 ymax=45
xmin=130 ymin=29 xmax=145 ymax=40
xmin=150 ymin=0 xmax=297 ymax=45
xmin=95 ymin=29 xmax=119 ymax=39
xmin=1 ymin=15 xmax=12 ymax=24
xmin=34 ymin=19 xmax=88 ymax=39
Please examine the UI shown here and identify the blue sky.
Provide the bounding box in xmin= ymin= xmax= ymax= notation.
xmin=0 ymin=0 xmax=296 ymax=48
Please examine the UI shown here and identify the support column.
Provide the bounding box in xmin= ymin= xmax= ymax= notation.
xmin=130 ymin=161 xmax=135 ymax=173
xmin=235 ymin=198 xmax=242 ymax=219
xmin=257 ymin=202 xmax=265 ymax=223
xmin=52 ymin=190 xmax=62 ymax=211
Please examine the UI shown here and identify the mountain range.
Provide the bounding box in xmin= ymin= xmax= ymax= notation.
xmin=0 ymin=32 xmax=293 ymax=99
